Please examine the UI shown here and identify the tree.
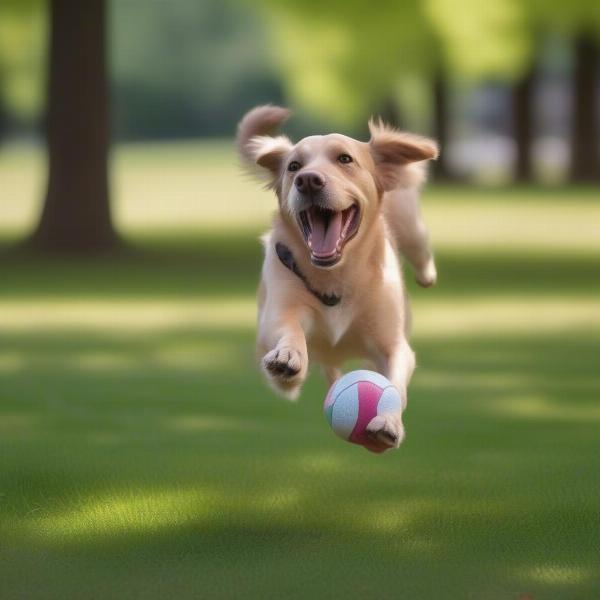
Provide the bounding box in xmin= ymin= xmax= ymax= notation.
xmin=511 ymin=61 xmax=537 ymax=182
xmin=527 ymin=0 xmax=600 ymax=181
xmin=0 ymin=0 xmax=45 ymax=142
xmin=570 ymin=32 xmax=600 ymax=182
xmin=0 ymin=70 xmax=5 ymax=144
xmin=432 ymin=64 xmax=453 ymax=180
xmin=31 ymin=0 xmax=116 ymax=252
xmin=258 ymin=0 xmax=532 ymax=181
xmin=428 ymin=0 xmax=534 ymax=180
xmin=256 ymin=0 xmax=436 ymax=127
xmin=256 ymin=0 xmax=459 ymax=179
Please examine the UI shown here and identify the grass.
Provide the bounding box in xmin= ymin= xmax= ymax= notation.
xmin=1 ymin=142 xmax=600 ymax=599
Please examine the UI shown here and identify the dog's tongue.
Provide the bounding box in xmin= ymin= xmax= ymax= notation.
xmin=310 ymin=210 xmax=342 ymax=258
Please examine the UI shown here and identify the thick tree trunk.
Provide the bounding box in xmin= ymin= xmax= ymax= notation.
xmin=512 ymin=64 xmax=536 ymax=182
xmin=32 ymin=0 xmax=116 ymax=252
xmin=432 ymin=67 xmax=452 ymax=180
xmin=570 ymin=33 xmax=600 ymax=182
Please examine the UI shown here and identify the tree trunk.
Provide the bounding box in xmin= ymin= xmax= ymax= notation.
xmin=0 ymin=70 xmax=6 ymax=145
xmin=570 ymin=33 xmax=600 ymax=182
xmin=378 ymin=95 xmax=403 ymax=129
xmin=432 ymin=67 xmax=452 ymax=180
xmin=32 ymin=0 xmax=116 ymax=252
xmin=512 ymin=64 xmax=536 ymax=182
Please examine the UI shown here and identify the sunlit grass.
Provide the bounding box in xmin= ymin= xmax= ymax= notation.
xmin=0 ymin=298 xmax=254 ymax=332
xmin=30 ymin=488 xmax=219 ymax=540
xmin=486 ymin=395 xmax=600 ymax=422
xmin=22 ymin=476 xmax=540 ymax=548
xmin=0 ymin=296 xmax=598 ymax=340
xmin=165 ymin=415 xmax=252 ymax=433
xmin=520 ymin=565 xmax=595 ymax=585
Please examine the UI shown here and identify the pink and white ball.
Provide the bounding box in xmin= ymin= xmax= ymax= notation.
xmin=323 ymin=370 xmax=402 ymax=453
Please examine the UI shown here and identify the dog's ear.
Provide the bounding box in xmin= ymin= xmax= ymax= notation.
xmin=247 ymin=135 xmax=293 ymax=179
xmin=368 ymin=118 xmax=438 ymax=191
xmin=237 ymin=105 xmax=293 ymax=185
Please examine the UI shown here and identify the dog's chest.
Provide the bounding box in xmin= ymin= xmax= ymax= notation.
xmin=317 ymin=304 xmax=356 ymax=346
xmin=304 ymin=240 xmax=402 ymax=356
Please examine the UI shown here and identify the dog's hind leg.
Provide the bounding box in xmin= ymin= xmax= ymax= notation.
xmin=383 ymin=187 xmax=437 ymax=287
xmin=322 ymin=365 xmax=342 ymax=387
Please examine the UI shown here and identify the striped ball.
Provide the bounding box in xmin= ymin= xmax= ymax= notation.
xmin=323 ymin=370 xmax=401 ymax=453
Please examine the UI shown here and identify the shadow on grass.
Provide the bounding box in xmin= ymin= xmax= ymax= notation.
xmin=1 ymin=229 xmax=599 ymax=300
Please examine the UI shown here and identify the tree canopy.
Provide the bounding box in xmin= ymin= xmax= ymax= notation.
xmin=0 ymin=0 xmax=45 ymax=122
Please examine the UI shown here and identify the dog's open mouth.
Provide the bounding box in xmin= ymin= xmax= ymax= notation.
xmin=298 ymin=205 xmax=360 ymax=267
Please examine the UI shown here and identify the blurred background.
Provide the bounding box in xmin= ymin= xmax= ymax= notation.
xmin=1 ymin=1 xmax=599 ymax=598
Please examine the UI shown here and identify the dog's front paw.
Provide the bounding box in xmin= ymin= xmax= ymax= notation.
xmin=262 ymin=346 xmax=306 ymax=399
xmin=416 ymin=258 xmax=437 ymax=288
xmin=366 ymin=413 xmax=405 ymax=450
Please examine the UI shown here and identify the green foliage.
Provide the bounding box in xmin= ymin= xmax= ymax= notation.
xmin=426 ymin=0 xmax=532 ymax=80
xmin=255 ymin=0 xmax=600 ymax=124
xmin=1 ymin=0 xmax=600 ymax=138
xmin=0 ymin=1 xmax=46 ymax=119
xmin=529 ymin=0 xmax=600 ymax=35
xmin=111 ymin=0 xmax=284 ymax=138
xmin=253 ymin=0 xmax=541 ymax=124
xmin=0 ymin=0 xmax=286 ymax=138
xmin=257 ymin=0 xmax=436 ymax=125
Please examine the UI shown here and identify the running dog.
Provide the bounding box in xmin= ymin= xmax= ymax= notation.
xmin=237 ymin=105 xmax=438 ymax=451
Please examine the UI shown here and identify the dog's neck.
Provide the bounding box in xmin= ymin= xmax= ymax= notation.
xmin=273 ymin=213 xmax=387 ymax=302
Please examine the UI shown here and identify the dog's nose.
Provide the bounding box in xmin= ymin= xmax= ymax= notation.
xmin=295 ymin=171 xmax=325 ymax=194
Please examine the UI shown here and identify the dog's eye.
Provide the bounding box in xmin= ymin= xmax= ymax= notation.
xmin=288 ymin=161 xmax=301 ymax=172
xmin=338 ymin=154 xmax=353 ymax=164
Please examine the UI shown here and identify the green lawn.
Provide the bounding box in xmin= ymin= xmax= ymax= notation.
xmin=1 ymin=143 xmax=600 ymax=599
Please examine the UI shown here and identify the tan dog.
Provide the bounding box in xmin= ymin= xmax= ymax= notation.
xmin=237 ymin=106 xmax=438 ymax=451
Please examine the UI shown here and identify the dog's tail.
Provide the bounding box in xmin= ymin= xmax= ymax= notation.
xmin=236 ymin=105 xmax=291 ymax=164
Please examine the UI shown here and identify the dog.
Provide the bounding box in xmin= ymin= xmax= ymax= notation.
xmin=237 ymin=105 xmax=438 ymax=451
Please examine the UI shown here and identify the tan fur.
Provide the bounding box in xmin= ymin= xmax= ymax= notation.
xmin=237 ymin=105 xmax=438 ymax=451
xmin=237 ymin=105 xmax=292 ymax=185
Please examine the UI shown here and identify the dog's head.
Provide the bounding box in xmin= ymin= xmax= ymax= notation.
xmin=238 ymin=105 xmax=437 ymax=268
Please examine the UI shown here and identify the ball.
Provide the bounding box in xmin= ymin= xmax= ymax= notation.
xmin=323 ymin=370 xmax=402 ymax=453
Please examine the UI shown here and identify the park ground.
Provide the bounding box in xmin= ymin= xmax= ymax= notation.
xmin=1 ymin=143 xmax=600 ymax=599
